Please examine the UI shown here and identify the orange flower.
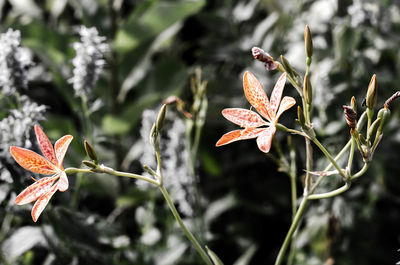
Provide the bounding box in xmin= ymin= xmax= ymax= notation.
xmin=10 ymin=125 xmax=73 ymax=222
xmin=216 ymin=71 xmax=296 ymax=153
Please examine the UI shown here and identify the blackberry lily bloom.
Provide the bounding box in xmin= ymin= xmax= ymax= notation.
xmin=10 ymin=125 xmax=73 ymax=222
xmin=216 ymin=72 xmax=296 ymax=153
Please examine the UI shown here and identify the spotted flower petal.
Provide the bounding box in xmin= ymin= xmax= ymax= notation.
xmin=275 ymin=96 xmax=296 ymax=121
xmin=15 ymin=175 xmax=59 ymax=205
xmin=34 ymin=125 xmax=57 ymax=165
xmin=54 ymin=135 xmax=73 ymax=168
xmin=57 ymin=171 xmax=69 ymax=192
xmin=243 ymin=71 xmax=273 ymax=121
xmin=222 ymin=108 xmax=269 ymax=128
xmin=216 ymin=128 xmax=265 ymax=146
xmin=270 ymin=73 xmax=287 ymax=116
xmin=31 ymin=183 xmax=59 ymax=222
xmin=256 ymin=126 xmax=276 ymax=153
xmin=10 ymin=147 xmax=58 ymax=175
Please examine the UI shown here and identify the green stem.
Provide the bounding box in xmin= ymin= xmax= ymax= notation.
xmin=274 ymin=197 xmax=309 ymax=265
xmin=311 ymin=138 xmax=345 ymax=177
xmin=310 ymin=139 xmax=351 ymax=193
xmin=158 ymin=185 xmax=213 ymax=265
xmin=350 ymin=163 xmax=369 ymax=180
xmin=304 ymin=138 xmax=313 ymax=194
xmin=308 ymin=182 xmax=351 ymax=200
xmin=347 ymin=137 xmax=355 ymax=174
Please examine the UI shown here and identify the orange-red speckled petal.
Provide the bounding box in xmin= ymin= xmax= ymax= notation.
xmin=216 ymin=128 xmax=265 ymax=147
xmin=31 ymin=183 xmax=58 ymax=222
xmin=275 ymin=96 xmax=296 ymax=122
xmin=243 ymin=71 xmax=273 ymax=122
xmin=34 ymin=125 xmax=57 ymax=166
xmin=256 ymin=126 xmax=276 ymax=153
xmin=54 ymin=135 xmax=73 ymax=168
xmin=15 ymin=175 xmax=59 ymax=205
xmin=10 ymin=146 xmax=57 ymax=175
xmin=57 ymin=171 xmax=69 ymax=192
xmin=270 ymin=73 xmax=287 ymax=116
xmin=221 ymin=108 xmax=269 ymax=128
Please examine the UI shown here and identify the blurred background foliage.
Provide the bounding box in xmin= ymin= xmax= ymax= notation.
xmin=0 ymin=0 xmax=400 ymax=264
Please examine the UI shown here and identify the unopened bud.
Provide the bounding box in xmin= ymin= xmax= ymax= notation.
xmin=343 ymin=105 xmax=357 ymax=129
xmin=297 ymin=106 xmax=306 ymax=126
xmin=156 ymin=104 xmax=167 ymax=132
xmin=377 ymin=108 xmax=391 ymax=133
xmin=366 ymin=74 xmax=377 ymax=109
xmin=351 ymin=96 xmax=357 ymax=114
xmin=304 ymin=25 xmax=313 ymax=58
xmin=303 ymin=73 xmax=312 ymax=104
xmin=84 ymin=140 xmax=98 ymax=163
xmin=82 ymin=160 xmax=97 ymax=168
xmin=384 ymin=91 xmax=400 ymax=110
xmin=280 ymin=55 xmax=299 ymax=78
xmin=367 ymin=118 xmax=381 ymax=140
xmin=252 ymin=47 xmax=278 ymax=70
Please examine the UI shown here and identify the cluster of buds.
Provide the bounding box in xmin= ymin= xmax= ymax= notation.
xmin=344 ymin=75 xmax=400 ymax=162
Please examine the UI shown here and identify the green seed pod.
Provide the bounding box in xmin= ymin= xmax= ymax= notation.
xmin=366 ymin=74 xmax=377 ymax=109
xmin=304 ymin=25 xmax=313 ymax=58
xmin=303 ymin=73 xmax=312 ymax=104
xmin=84 ymin=140 xmax=98 ymax=163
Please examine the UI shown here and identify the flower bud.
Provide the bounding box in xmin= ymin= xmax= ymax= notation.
xmin=84 ymin=140 xmax=98 ymax=163
xmin=303 ymin=73 xmax=312 ymax=104
xmin=351 ymin=96 xmax=357 ymax=114
xmin=252 ymin=47 xmax=278 ymax=70
xmin=304 ymin=25 xmax=313 ymax=58
xmin=377 ymin=108 xmax=391 ymax=133
xmin=367 ymin=117 xmax=381 ymax=140
xmin=82 ymin=160 xmax=97 ymax=168
xmin=343 ymin=105 xmax=357 ymax=130
xmin=297 ymin=105 xmax=306 ymax=127
xmin=366 ymin=74 xmax=377 ymax=109
xmin=280 ymin=55 xmax=299 ymax=78
xmin=156 ymin=104 xmax=167 ymax=132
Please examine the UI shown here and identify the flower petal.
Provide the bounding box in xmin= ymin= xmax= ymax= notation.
xmin=54 ymin=135 xmax=73 ymax=168
xmin=10 ymin=146 xmax=58 ymax=174
xmin=256 ymin=126 xmax=276 ymax=153
xmin=270 ymin=73 xmax=287 ymax=116
xmin=216 ymin=128 xmax=265 ymax=146
xmin=57 ymin=171 xmax=69 ymax=192
xmin=34 ymin=125 xmax=57 ymax=166
xmin=31 ymin=183 xmax=58 ymax=222
xmin=222 ymin=108 xmax=269 ymax=128
xmin=243 ymin=71 xmax=273 ymax=122
xmin=275 ymin=96 xmax=296 ymax=121
xmin=15 ymin=175 xmax=59 ymax=205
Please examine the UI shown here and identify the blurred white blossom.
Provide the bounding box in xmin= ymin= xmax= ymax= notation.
xmin=70 ymin=26 xmax=109 ymax=97
xmin=0 ymin=96 xmax=46 ymax=159
xmin=139 ymin=108 xmax=196 ymax=216
xmin=0 ymin=29 xmax=32 ymax=95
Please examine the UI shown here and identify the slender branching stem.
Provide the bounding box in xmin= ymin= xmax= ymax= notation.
xmin=274 ymin=196 xmax=308 ymax=265
xmin=347 ymin=137 xmax=355 ymax=174
xmin=308 ymin=182 xmax=351 ymax=200
xmin=158 ymin=185 xmax=213 ymax=265
xmin=350 ymin=163 xmax=369 ymax=180
xmin=311 ymin=138 xmax=345 ymax=177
